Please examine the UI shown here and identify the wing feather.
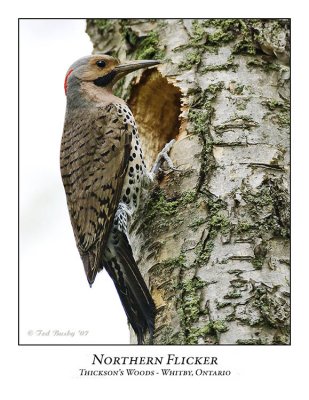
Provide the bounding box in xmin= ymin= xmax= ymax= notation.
xmin=60 ymin=103 xmax=131 ymax=283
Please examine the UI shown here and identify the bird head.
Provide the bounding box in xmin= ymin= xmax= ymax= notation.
xmin=64 ymin=54 xmax=161 ymax=96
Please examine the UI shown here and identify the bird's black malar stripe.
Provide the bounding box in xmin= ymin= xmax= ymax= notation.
xmin=93 ymin=70 xmax=117 ymax=87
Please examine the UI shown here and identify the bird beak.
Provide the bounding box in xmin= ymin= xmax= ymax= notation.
xmin=114 ymin=60 xmax=161 ymax=79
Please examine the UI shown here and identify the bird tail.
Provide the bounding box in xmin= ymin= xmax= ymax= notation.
xmin=104 ymin=230 xmax=156 ymax=344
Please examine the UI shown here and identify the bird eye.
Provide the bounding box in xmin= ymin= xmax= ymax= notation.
xmin=96 ymin=60 xmax=106 ymax=68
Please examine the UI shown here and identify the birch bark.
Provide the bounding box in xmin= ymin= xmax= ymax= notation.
xmin=87 ymin=18 xmax=290 ymax=345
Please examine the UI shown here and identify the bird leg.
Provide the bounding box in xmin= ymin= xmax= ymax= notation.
xmin=148 ymin=139 xmax=178 ymax=181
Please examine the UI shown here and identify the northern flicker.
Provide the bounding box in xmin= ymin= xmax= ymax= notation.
xmin=60 ymin=54 xmax=162 ymax=344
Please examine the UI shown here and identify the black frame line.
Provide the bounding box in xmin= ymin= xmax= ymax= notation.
xmin=18 ymin=17 xmax=291 ymax=346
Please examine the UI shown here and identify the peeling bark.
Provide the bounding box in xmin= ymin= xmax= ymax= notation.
xmin=86 ymin=18 xmax=290 ymax=345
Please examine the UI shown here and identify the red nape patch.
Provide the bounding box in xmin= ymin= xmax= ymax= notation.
xmin=64 ymin=68 xmax=74 ymax=95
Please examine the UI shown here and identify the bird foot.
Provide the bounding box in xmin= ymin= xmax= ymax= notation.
xmin=149 ymin=139 xmax=178 ymax=180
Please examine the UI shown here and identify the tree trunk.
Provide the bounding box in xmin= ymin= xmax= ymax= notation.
xmin=86 ymin=18 xmax=290 ymax=345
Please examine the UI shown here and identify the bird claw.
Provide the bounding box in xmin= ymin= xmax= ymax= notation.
xmin=150 ymin=139 xmax=177 ymax=178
